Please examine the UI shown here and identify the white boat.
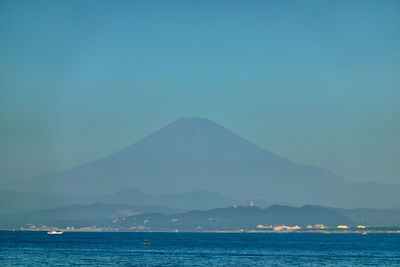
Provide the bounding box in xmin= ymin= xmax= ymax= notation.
xmin=47 ymin=230 xmax=63 ymax=235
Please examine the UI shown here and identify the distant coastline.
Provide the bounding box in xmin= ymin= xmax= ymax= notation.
xmin=4 ymin=228 xmax=400 ymax=234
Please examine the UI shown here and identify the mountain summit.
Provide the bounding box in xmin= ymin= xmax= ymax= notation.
xmin=7 ymin=118 xmax=400 ymax=208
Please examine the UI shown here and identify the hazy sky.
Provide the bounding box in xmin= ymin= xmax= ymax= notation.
xmin=0 ymin=0 xmax=399 ymax=184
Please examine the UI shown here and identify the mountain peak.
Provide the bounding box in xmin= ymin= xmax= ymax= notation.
xmin=160 ymin=117 xmax=227 ymax=134
xmin=120 ymin=117 xmax=279 ymax=166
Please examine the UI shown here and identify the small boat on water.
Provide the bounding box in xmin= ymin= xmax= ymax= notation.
xmin=47 ymin=230 xmax=63 ymax=235
xmin=141 ymin=240 xmax=150 ymax=245
xmin=361 ymin=231 xmax=367 ymax=235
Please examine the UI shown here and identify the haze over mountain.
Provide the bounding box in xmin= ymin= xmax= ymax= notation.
xmin=6 ymin=118 xmax=400 ymax=208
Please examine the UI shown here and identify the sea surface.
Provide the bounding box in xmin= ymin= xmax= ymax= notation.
xmin=1 ymin=231 xmax=400 ymax=266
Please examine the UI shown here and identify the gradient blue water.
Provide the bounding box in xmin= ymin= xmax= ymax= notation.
xmin=1 ymin=231 xmax=400 ymax=266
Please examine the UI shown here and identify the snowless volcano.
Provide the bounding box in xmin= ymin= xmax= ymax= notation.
xmin=8 ymin=118 xmax=400 ymax=208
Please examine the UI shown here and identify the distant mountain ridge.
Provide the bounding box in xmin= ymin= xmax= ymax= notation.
xmin=2 ymin=203 xmax=400 ymax=230
xmin=0 ymin=188 xmax=238 ymax=215
xmin=0 ymin=203 xmax=182 ymax=229
xmin=116 ymin=205 xmax=400 ymax=230
xmin=5 ymin=118 xmax=400 ymax=208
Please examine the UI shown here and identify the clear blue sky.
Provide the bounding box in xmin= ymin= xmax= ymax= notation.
xmin=0 ymin=0 xmax=399 ymax=184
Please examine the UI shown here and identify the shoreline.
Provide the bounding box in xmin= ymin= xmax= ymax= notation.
xmin=2 ymin=229 xmax=400 ymax=234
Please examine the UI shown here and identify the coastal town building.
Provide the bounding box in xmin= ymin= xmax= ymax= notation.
xmin=273 ymin=225 xmax=301 ymax=231
xmin=257 ymin=224 xmax=272 ymax=229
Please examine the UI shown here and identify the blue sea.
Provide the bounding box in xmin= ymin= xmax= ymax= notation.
xmin=1 ymin=231 xmax=400 ymax=266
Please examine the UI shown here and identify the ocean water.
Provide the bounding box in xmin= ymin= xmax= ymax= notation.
xmin=1 ymin=231 xmax=400 ymax=266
